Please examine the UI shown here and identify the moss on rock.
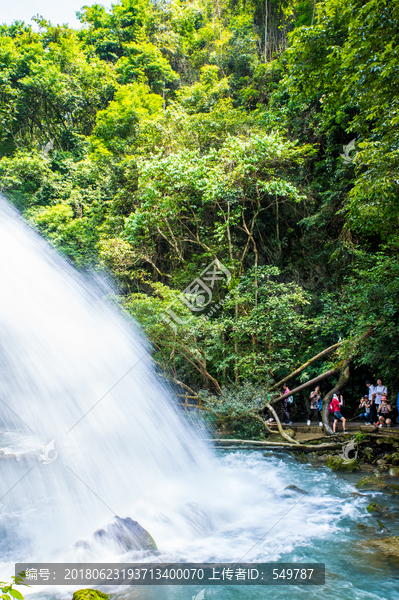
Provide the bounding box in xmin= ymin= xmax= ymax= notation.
xmin=356 ymin=474 xmax=388 ymax=490
xmin=367 ymin=502 xmax=386 ymax=513
xmin=326 ymin=455 xmax=360 ymax=472
xmin=356 ymin=473 xmax=399 ymax=494
xmin=73 ymin=590 xmax=109 ymax=600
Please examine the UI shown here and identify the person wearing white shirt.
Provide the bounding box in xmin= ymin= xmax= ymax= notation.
xmin=373 ymin=379 xmax=387 ymax=407
xmin=366 ymin=381 xmax=375 ymax=400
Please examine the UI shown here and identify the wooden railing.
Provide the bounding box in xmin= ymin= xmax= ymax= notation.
xmin=176 ymin=393 xmax=203 ymax=410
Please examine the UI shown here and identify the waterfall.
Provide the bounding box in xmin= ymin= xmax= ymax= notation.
xmin=0 ymin=197 xmax=213 ymax=560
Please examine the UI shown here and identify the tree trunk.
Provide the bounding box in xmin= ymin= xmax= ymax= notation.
xmin=271 ymin=366 xmax=342 ymax=404
xmin=265 ymin=402 xmax=299 ymax=444
xmin=269 ymin=341 xmax=342 ymax=391
xmin=209 ymin=438 xmax=343 ymax=451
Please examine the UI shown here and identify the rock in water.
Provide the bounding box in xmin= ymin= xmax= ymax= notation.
xmin=326 ymin=455 xmax=359 ymax=472
xmin=366 ymin=502 xmax=387 ymax=514
xmin=94 ymin=516 xmax=158 ymax=552
xmin=73 ymin=590 xmax=109 ymax=600
xmin=284 ymin=485 xmax=308 ymax=495
xmin=389 ymin=467 xmax=399 ymax=477
xmin=356 ymin=474 xmax=388 ymax=490
xmin=363 ymin=536 xmax=399 ymax=558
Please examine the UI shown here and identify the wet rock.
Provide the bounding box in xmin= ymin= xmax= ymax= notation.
xmin=73 ymin=590 xmax=109 ymax=600
xmin=356 ymin=474 xmax=388 ymax=490
xmin=391 ymin=453 xmax=399 ymax=465
xmin=326 ymin=455 xmax=360 ymax=472
xmin=355 ymin=523 xmax=380 ymax=535
xmin=359 ymin=446 xmax=374 ymax=460
xmin=376 ymin=519 xmax=390 ymax=534
xmin=284 ymin=485 xmax=308 ymax=495
xmin=284 ymin=429 xmax=296 ymax=439
xmin=94 ymin=516 xmax=157 ymax=552
xmin=356 ymin=474 xmax=399 ymax=494
xmin=358 ymin=463 xmax=376 ymax=472
xmin=389 ymin=467 xmax=399 ymax=477
xmin=376 ymin=459 xmax=387 ymax=466
xmin=293 ymin=452 xmax=309 ymax=464
xmin=367 ymin=502 xmax=387 ymax=514
xmin=363 ymin=536 xmax=399 ymax=558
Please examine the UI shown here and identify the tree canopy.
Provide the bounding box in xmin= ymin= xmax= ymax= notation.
xmin=1 ymin=0 xmax=398 ymax=412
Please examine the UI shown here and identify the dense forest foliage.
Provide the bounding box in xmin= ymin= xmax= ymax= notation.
xmin=1 ymin=0 xmax=398 ymax=418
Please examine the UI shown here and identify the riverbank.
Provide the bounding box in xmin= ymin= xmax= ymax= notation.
xmin=210 ymin=422 xmax=399 ymax=476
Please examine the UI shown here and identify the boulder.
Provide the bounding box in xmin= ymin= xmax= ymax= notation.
xmin=366 ymin=502 xmax=387 ymax=514
xmin=356 ymin=474 xmax=388 ymax=490
xmin=326 ymin=455 xmax=360 ymax=472
xmin=284 ymin=485 xmax=308 ymax=495
xmin=363 ymin=536 xmax=399 ymax=558
xmin=73 ymin=591 xmax=109 ymax=600
xmin=75 ymin=517 xmax=158 ymax=554
xmin=389 ymin=467 xmax=399 ymax=477
xmin=356 ymin=474 xmax=399 ymax=494
xmin=94 ymin=516 xmax=158 ymax=552
xmin=284 ymin=428 xmax=296 ymax=439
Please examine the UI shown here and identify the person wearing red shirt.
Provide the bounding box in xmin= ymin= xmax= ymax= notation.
xmin=331 ymin=393 xmax=348 ymax=434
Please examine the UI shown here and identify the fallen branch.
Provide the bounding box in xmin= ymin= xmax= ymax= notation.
xmin=269 ymin=341 xmax=343 ymax=392
xmin=265 ymin=402 xmax=299 ymax=444
xmin=271 ymin=367 xmax=341 ymax=404
xmin=250 ymin=411 xmax=298 ymax=444
xmin=249 ymin=412 xmax=276 ymax=436
xmin=206 ymin=439 xmax=343 ymax=451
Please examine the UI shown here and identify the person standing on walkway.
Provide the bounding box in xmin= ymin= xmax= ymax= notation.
xmin=307 ymin=386 xmax=323 ymax=426
xmin=372 ymin=379 xmax=387 ymax=424
xmin=366 ymin=380 xmax=376 ymax=423
xmin=282 ymin=383 xmax=293 ymax=425
xmin=331 ymin=393 xmax=348 ymax=434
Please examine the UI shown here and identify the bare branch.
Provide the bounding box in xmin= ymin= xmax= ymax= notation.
xmin=208 ymin=439 xmax=344 ymax=451
xmin=265 ymin=402 xmax=299 ymax=444
xmin=249 ymin=412 xmax=276 ymax=436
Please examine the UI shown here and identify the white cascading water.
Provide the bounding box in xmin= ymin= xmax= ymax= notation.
xmin=1 ymin=196 xmax=383 ymax=600
xmin=0 ymin=196 xmax=214 ymax=560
